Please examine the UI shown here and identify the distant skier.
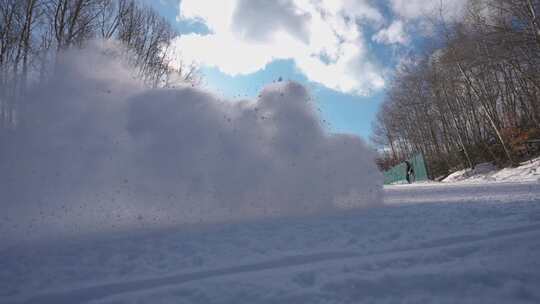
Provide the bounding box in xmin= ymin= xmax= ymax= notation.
xmin=405 ymin=160 xmax=415 ymax=184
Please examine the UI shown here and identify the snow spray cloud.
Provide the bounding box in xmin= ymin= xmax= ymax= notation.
xmin=0 ymin=43 xmax=382 ymax=244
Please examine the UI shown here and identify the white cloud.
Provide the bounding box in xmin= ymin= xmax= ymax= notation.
xmin=372 ymin=20 xmax=408 ymax=45
xmin=232 ymin=0 xmax=311 ymax=43
xmin=174 ymin=0 xmax=386 ymax=95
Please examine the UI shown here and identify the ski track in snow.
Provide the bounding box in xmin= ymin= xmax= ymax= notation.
xmin=8 ymin=223 xmax=540 ymax=304
xmin=1 ymin=181 xmax=540 ymax=303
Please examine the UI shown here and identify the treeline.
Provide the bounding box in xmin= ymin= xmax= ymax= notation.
xmin=371 ymin=0 xmax=540 ymax=178
xmin=0 ymin=0 xmax=198 ymax=129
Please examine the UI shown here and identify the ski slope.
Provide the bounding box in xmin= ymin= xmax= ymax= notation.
xmin=2 ymin=181 xmax=540 ymax=304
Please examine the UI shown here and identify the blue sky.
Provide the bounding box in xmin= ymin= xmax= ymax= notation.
xmin=142 ymin=0 xmax=467 ymax=139
xmin=202 ymin=60 xmax=385 ymax=138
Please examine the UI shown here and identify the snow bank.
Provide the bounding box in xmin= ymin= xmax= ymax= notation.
xmin=442 ymin=162 xmax=498 ymax=183
xmin=0 ymin=43 xmax=382 ymax=244
xmin=442 ymin=158 xmax=540 ymax=183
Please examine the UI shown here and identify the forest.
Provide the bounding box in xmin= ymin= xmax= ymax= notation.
xmin=371 ymin=0 xmax=540 ymax=178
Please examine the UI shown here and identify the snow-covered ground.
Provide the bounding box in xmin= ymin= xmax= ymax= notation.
xmin=443 ymin=157 xmax=540 ymax=183
xmin=2 ymin=181 xmax=540 ymax=304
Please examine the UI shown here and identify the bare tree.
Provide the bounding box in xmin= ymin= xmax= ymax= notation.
xmin=0 ymin=0 xmax=199 ymax=129
xmin=373 ymin=0 xmax=540 ymax=176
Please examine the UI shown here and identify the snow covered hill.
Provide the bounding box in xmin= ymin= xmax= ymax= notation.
xmin=2 ymin=181 xmax=540 ymax=304
xmin=443 ymin=157 xmax=540 ymax=183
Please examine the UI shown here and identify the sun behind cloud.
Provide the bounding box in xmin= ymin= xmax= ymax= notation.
xmin=171 ymin=0 xmax=470 ymax=96
xmin=173 ymin=0 xmax=386 ymax=95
